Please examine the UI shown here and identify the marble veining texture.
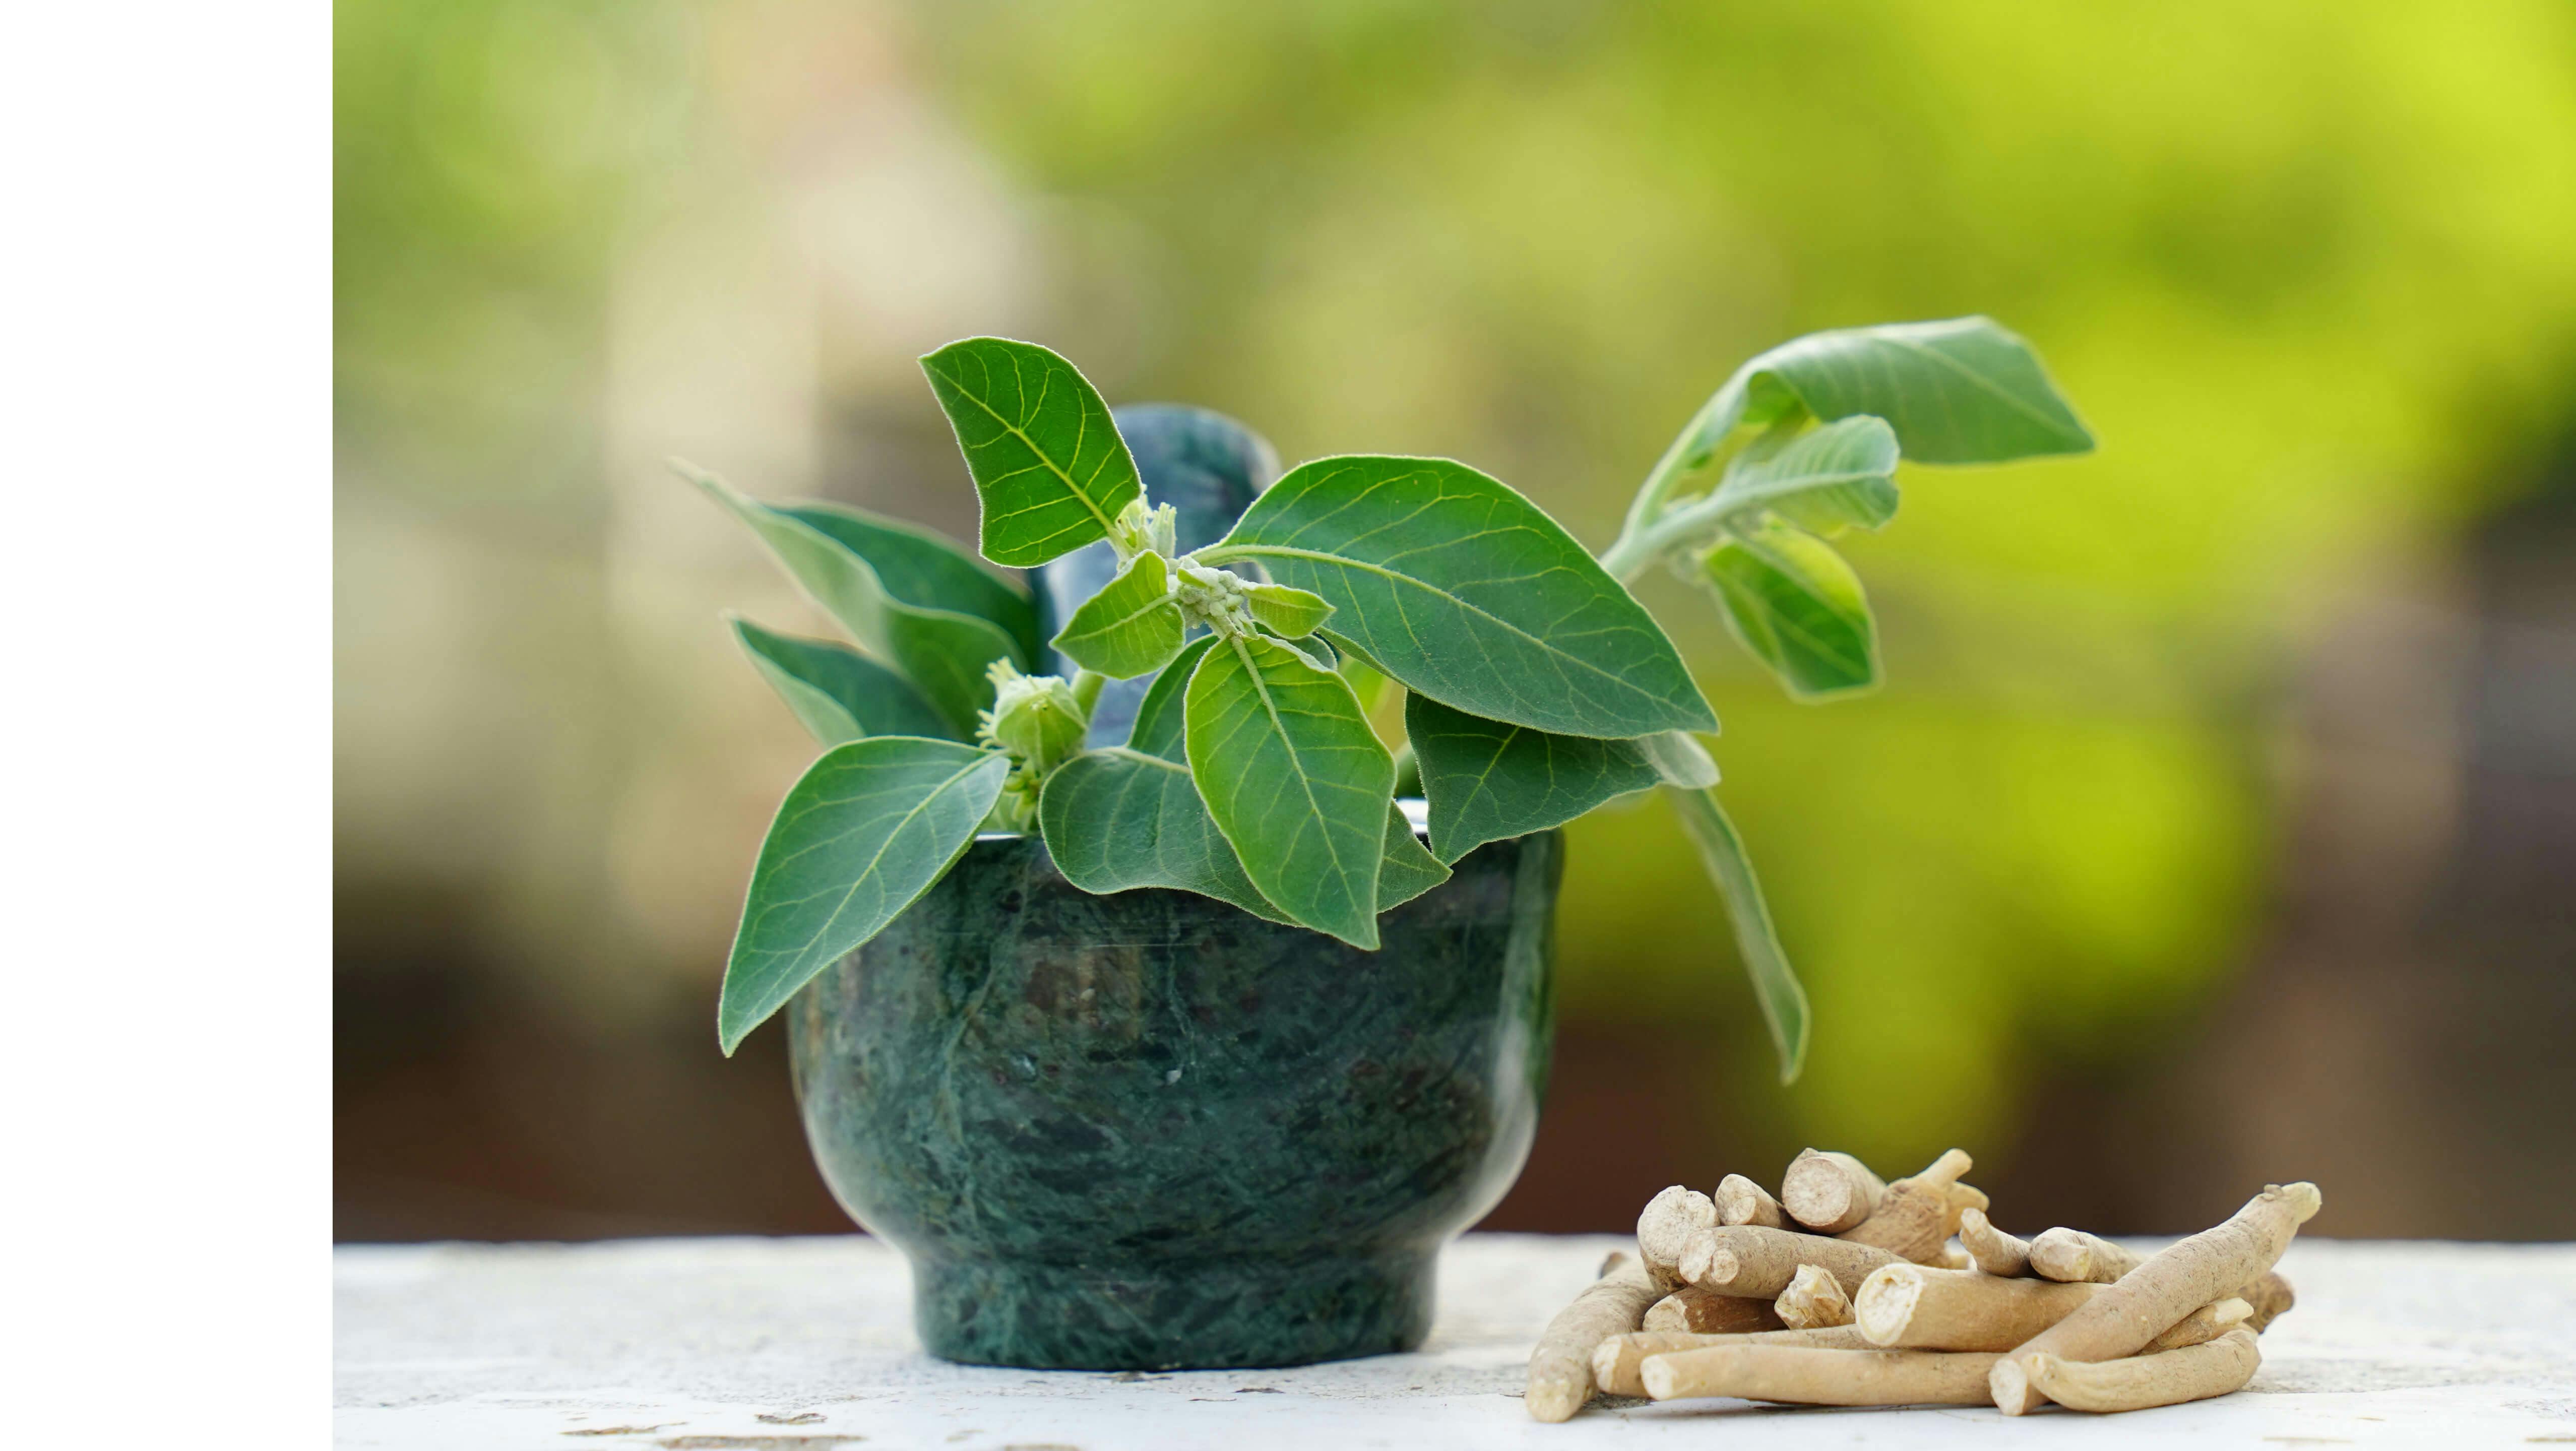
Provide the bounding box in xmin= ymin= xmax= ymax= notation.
xmin=788 ymin=828 xmax=1561 ymax=1369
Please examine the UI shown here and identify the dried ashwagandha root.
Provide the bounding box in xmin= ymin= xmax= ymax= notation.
xmin=1716 ymin=1173 xmax=1788 ymax=1229
xmin=1781 ymin=1150 xmax=1886 ymax=1233
xmin=2141 ymin=1296 xmax=2252 ymax=1353
xmin=1990 ymin=1182 xmax=2321 ymax=1415
xmin=1643 ymin=1286 xmax=1785 ymax=1335
xmin=1776 ymin=1263 xmax=1855 ymax=1330
xmin=1678 ymin=1225 xmax=1904 ymax=1298
xmin=1641 ymin=1344 xmax=2002 ymax=1406
xmin=1592 ymin=1325 xmax=1872 ymax=1398
xmin=2241 ymin=1270 xmax=2296 ymax=1330
xmin=1636 ymin=1186 xmax=1718 ymax=1291
xmin=1958 ymin=1206 xmax=2033 ymax=1277
xmin=2029 ymin=1226 xmax=2146 ymax=1284
xmin=1526 ymin=1250 xmax=1660 ymax=1422
xmin=2025 ymin=1327 xmax=2262 ymax=1412
xmin=1840 ymin=1150 xmax=1979 ymax=1265
xmin=1855 ymin=1264 xmax=2105 ymax=1350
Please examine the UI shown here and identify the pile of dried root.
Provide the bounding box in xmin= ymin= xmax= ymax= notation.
xmin=1526 ymin=1148 xmax=2318 ymax=1421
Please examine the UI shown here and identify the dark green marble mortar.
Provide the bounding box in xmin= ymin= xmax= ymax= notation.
xmin=787 ymin=824 xmax=1561 ymax=1370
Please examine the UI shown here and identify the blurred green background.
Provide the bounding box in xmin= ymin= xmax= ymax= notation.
xmin=336 ymin=0 xmax=2576 ymax=1239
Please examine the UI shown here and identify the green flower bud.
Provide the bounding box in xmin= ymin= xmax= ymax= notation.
xmin=976 ymin=660 xmax=1086 ymax=776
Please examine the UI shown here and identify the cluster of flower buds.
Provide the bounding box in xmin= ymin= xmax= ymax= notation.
xmin=1107 ymin=496 xmax=1178 ymax=564
xmin=976 ymin=659 xmax=1088 ymax=828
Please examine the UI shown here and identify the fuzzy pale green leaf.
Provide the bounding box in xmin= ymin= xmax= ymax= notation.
xmin=1684 ymin=317 xmax=2093 ymax=469
xmin=1666 ymin=785 xmax=1810 ymax=1084
xmin=1637 ymin=730 xmax=1721 ymax=790
xmin=1709 ymin=415 xmax=1901 ymax=534
xmin=1050 ymin=550 xmax=1186 ymax=679
xmin=782 ymin=501 xmax=1043 ymax=666
xmin=1244 ymin=581 xmax=1334 ymax=639
xmin=690 ymin=467 xmax=1019 ymax=734
xmin=729 ymin=616 xmax=956 ymax=746
xmin=1703 ymin=521 xmax=1879 ymax=699
xmin=1204 ymin=456 xmax=1714 ymax=739
xmin=719 ymin=737 xmax=1010 ymax=1053
xmin=919 ymin=337 xmax=1142 ymax=566
xmin=1184 ymin=632 xmax=1395 ymax=947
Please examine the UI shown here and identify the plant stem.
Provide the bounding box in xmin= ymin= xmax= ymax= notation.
xmin=1070 ymin=668 xmax=1106 ymax=715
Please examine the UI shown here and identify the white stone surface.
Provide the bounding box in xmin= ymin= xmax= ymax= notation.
xmin=336 ymin=1234 xmax=2576 ymax=1449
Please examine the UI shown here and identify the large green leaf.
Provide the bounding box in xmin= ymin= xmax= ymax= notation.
xmin=1037 ymin=746 xmax=1290 ymax=923
xmin=780 ymin=501 xmax=1042 ymax=665
xmin=919 ymin=337 xmax=1142 ymax=566
xmin=1665 ymin=786 xmax=1809 ymax=1085
xmin=1050 ymin=550 xmax=1185 ymax=679
xmin=1124 ymin=635 xmax=1217 ymax=761
xmin=1376 ymin=804 xmax=1450 ymax=909
xmin=1703 ymin=521 xmax=1879 ymax=699
xmin=1684 ymin=317 xmax=2093 ymax=468
xmin=1203 ymin=456 xmax=1715 ymax=738
xmin=1406 ymin=692 xmax=1663 ymax=864
xmin=1184 ymin=632 xmax=1395 ymax=948
xmin=1708 ymin=416 xmax=1901 ymax=534
xmin=718 ymin=738 xmax=1010 ymax=1053
xmin=729 ymin=616 xmax=955 ymax=746
xmin=690 ymin=468 xmax=1018 ymax=734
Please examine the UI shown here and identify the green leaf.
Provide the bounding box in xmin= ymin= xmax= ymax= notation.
xmin=1244 ymin=581 xmax=1334 ymax=638
xmin=1405 ymin=692 xmax=1663 ymax=864
xmin=1376 ymin=804 xmax=1450 ymax=909
xmin=1050 ymin=551 xmax=1186 ymax=679
xmin=1692 ymin=317 xmax=2092 ymax=468
xmin=719 ymin=738 xmax=1010 ymax=1053
xmin=1709 ymin=416 xmax=1901 ymax=534
xmin=1702 ymin=521 xmax=1879 ymax=700
xmin=1637 ymin=730 xmax=1721 ymax=790
xmin=1184 ymin=632 xmax=1395 ymax=948
xmin=689 ymin=467 xmax=1020 ymax=734
xmin=919 ymin=337 xmax=1143 ymax=566
xmin=1037 ymin=747 xmax=1292 ymax=924
xmin=1665 ymin=786 xmax=1809 ymax=1084
xmin=780 ymin=501 xmax=1043 ymax=666
xmin=728 ymin=616 xmax=955 ymax=746
xmin=1124 ymin=635 xmax=1217 ymax=760
xmin=1204 ymin=456 xmax=1715 ymax=738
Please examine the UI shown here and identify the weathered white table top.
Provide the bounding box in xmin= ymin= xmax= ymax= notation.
xmin=335 ymin=1234 xmax=2576 ymax=1449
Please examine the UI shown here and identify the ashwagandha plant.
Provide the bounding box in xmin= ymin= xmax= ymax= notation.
xmin=687 ymin=319 xmax=2091 ymax=1079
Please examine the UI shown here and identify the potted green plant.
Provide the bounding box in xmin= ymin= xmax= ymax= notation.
xmin=687 ymin=319 xmax=2089 ymax=1370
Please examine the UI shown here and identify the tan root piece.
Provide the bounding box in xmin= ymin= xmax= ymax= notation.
xmin=2241 ymin=1271 xmax=2296 ymax=1331
xmin=1958 ymin=1207 xmax=2033 ymax=1277
xmin=1989 ymin=1182 xmax=2321 ymax=1415
xmin=2141 ymin=1296 xmax=2252 ymax=1353
xmin=1855 ymin=1264 xmax=2104 ymax=1350
xmin=1643 ymin=1286 xmax=1785 ymax=1335
xmin=1678 ymin=1225 xmax=1903 ymax=1298
xmin=1526 ymin=1250 xmax=1659 ymax=1421
xmin=1592 ymin=1326 xmax=1872 ymax=1397
xmin=1776 ymin=1263 xmax=1855 ymax=1330
xmin=1840 ymin=1149 xmax=1977 ymax=1264
xmin=2028 ymin=1227 xmax=2147 ymax=1284
xmin=1716 ymin=1173 xmax=1788 ymax=1229
xmin=1641 ymin=1344 xmax=2002 ymax=1406
xmin=1637 ymin=1186 xmax=1718 ymax=1291
xmin=1942 ymin=1242 xmax=1973 ymax=1271
xmin=2025 ymin=1327 xmax=2261 ymax=1412
xmin=1781 ymin=1150 xmax=1886 ymax=1233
